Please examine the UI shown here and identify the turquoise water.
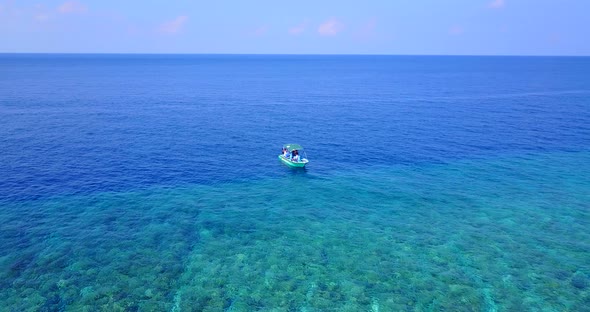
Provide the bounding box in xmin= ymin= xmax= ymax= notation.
xmin=2 ymin=151 xmax=588 ymax=310
xmin=1 ymin=55 xmax=590 ymax=310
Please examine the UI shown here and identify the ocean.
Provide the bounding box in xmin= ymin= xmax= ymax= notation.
xmin=0 ymin=54 xmax=589 ymax=311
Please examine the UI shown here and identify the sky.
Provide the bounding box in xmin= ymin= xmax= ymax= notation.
xmin=0 ymin=0 xmax=588 ymax=55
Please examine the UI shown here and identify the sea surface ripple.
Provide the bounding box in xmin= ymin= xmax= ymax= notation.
xmin=0 ymin=55 xmax=589 ymax=310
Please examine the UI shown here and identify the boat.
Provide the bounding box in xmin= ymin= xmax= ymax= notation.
xmin=278 ymin=144 xmax=309 ymax=168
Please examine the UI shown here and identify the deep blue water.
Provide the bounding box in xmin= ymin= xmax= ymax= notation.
xmin=2 ymin=54 xmax=589 ymax=201
xmin=1 ymin=54 xmax=589 ymax=310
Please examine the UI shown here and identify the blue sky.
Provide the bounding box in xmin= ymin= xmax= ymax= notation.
xmin=0 ymin=0 xmax=588 ymax=55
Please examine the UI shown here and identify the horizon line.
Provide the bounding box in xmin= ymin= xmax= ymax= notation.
xmin=0 ymin=52 xmax=589 ymax=58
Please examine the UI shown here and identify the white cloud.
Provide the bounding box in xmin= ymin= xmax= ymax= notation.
xmin=252 ymin=26 xmax=268 ymax=36
xmin=548 ymin=32 xmax=561 ymax=44
xmin=488 ymin=0 xmax=505 ymax=9
xmin=354 ymin=18 xmax=377 ymax=40
xmin=318 ymin=18 xmax=343 ymax=36
xmin=32 ymin=4 xmax=51 ymax=22
xmin=449 ymin=25 xmax=464 ymax=35
xmin=158 ymin=15 xmax=189 ymax=35
xmin=0 ymin=2 xmax=9 ymax=14
xmin=289 ymin=21 xmax=307 ymax=35
xmin=58 ymin=1 xmax=88 ymax=14
xmin=35 ymin=13 xmax=50 ymax=22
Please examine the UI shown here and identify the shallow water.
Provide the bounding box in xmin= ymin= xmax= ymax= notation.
xmin=1 ymin=55 xmax=589 ymax=310
xmin=1 ymin=151 xmax=589 ymax=310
